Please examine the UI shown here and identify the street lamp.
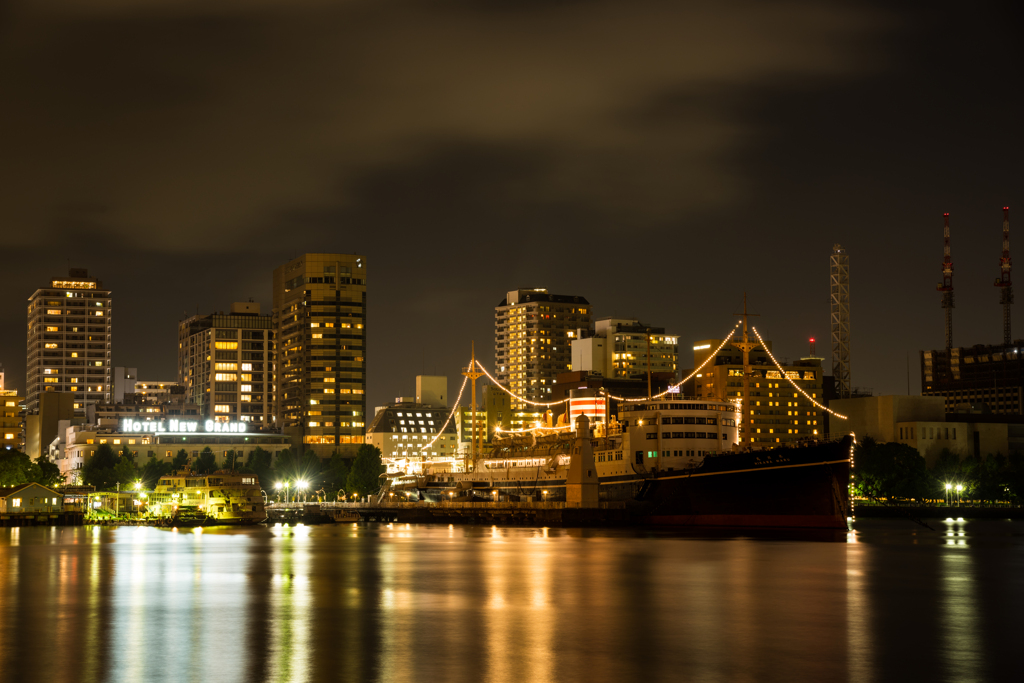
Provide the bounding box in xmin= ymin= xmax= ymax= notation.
xmin=956 ymin=484 xmax=963 ymax=507
xmin=275 ymin=481 xmax=291 ymax=503
xmin=296 ymin=479 xmax=308 ymax=502
xmin=542 ymin=489 xmax=548 ymax=503
xmin=945 ymin=482 xmax=952 ymax=506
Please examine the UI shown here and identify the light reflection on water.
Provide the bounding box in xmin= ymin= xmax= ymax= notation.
xmin=0 ymin=520 xmax=1022 ymax=683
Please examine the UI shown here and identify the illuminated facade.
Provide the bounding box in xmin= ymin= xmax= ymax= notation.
xmin=693 ymin=339 xmax=823 ymax=446
xmin=178 ymin=302 xmax=275 ymax=426
xmin=273 ymin=253 xmax=366 ymax=457
xmin=495 ymin=289 xmax=590 ymax=429
xmin=57 ymin=418 xmax=290 ymax=484
xmin=26 ymin=269 xmax=111 ymax=416
xmin=1 ymin=390 xmax=24 ymax=450
xmin=366 ymin=403 xmax=459 ymax=473
xmin=571 ymin=318 xmax=678 ymax=379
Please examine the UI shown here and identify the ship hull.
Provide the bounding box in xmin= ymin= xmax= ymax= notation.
xmin=631 ymin=439 xmax=852 ymax=529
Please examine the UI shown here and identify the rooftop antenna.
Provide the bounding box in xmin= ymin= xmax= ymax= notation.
xmin=995 ymin=207 xmax=1013 ymax=345
xmin=937 ymin=213 xmax=954 ymax=351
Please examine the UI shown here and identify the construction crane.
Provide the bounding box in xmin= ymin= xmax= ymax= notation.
xmin=995 ymin=207 xmax=1013 ymax=345
xmin=937 ymin=213 xmax=954 ymax=350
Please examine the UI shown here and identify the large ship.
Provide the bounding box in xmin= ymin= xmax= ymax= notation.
xmin=148 ymin=470 xmax=267 ymax=525
xmin=405 ymin=400 xmax=851 ymax=529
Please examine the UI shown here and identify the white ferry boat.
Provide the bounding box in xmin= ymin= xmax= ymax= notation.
xmin=149 ymin=470 xmax=267 ymax=524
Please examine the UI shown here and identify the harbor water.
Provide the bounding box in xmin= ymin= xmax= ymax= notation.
xmin=1 ymin=518 xmax=1022 ymax=682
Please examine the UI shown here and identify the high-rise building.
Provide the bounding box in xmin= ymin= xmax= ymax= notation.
xmin=178 ymin=302 xmax=275 ymax=426
xmin=26 ymin=269 xmax=112 ymax=416
xmin=1 ymin=389 xmax=24 ymax=451
xmin=921 ymin=343 xmax=1024 ymax=415
xmin=571 ymin=317 xmax=679 ymax=379
xmin=495 ymin=288 xmax=590 ymax=429
xmin=273 ymin=253 xmax=366 ymax=457
xmin=693 ymin=338 xmax=823 ymax=446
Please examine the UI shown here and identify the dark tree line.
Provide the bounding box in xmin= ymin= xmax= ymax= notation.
xmin=0 ymin=448 xmax=62 ymax=487
xmin=78 ymin=442 xmax=386 ymax=498
xmin=853 ymin=437 xmax=1024 ymax=503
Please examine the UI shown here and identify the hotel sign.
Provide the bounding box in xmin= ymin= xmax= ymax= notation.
xmin=121 ymin=419 xmax=248 ymax=435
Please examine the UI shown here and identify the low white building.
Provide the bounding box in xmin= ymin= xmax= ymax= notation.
xmin=830 ymin=395 xmax=1024 ymax=465
xmin=0 ymin=482 xmax=64 ymax=514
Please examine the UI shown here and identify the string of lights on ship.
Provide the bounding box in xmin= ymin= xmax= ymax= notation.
xmin=416 ymin=321 xmax=848 ymax=456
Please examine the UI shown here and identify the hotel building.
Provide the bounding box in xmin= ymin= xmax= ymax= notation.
xmin=178 ymin=302 xmax=275 ymax=426
xmin=56 ymin=418 xmax=291 ymax=484
xmin=693 ymin=339 xmax=823 ymax=446
xmin=26 ymin=269 xmax=111 ymax=416
xmin=273 ymin=253 xmax=366 ymax=457
xmin=366 ymin=402 xmax=459 ymax=473
xmin=495 ymin=289 xmax=590 ymax=429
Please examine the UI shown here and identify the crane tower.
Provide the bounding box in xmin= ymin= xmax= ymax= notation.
xmin=830 ymin=245 xmax=851 ymax=399
xmin=995 ymin=207 xmax=1013 ymax=345
xmin=937 ymin=213 xmax=955 ymax=350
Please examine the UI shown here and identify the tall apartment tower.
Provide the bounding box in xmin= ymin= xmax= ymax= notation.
xmin=495 ymin=288 xmax=590 ymax=428
xmin=26 ymin=269 xmax=112 ymax=415
xmin=273 ymin=254 xmax=366 ymax=458
xmin=178 ymin=302 xmax=275 ymax=425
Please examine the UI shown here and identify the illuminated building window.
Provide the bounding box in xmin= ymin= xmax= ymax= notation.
xmin=214 ymin=373 xmax=237 ymax=381
xmin=215 ymin=363 xmax=237 ymax=371
xmin=214 ymin=341 xmax=238 ymax=350
xmin=46 ymin=326 xmax=58 ymax=332
xmin=47 ymin=309 xmax=61 ymax=315
xmin=241 ymin=395 xmax=252 ymax=402
xmin=214 ymin=405 xmax=231 ymax=413
xmin=242 ymin=363 xmax=253 ymax=371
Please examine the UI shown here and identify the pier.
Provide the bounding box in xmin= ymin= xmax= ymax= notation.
xmin=267 ymin=501 xmax=631 ymax=526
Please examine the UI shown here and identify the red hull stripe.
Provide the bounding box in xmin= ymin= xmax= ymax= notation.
xmin=645 ymin=514 xmax=848 ymax=529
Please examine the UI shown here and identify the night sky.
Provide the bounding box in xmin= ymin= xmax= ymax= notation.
xmin=2 ymin=0 xmax=1022 ymax=412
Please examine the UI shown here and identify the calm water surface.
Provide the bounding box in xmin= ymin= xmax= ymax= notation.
xmin=1 ymin=519 xmax=1022 ymax=683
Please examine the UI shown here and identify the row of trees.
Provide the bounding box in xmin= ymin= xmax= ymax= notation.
xmin=0 ymin=449 xmax=62 ymax=487
xmin=78 ymin=443 xmax=386 ymax=499
xmin=852 ymin=437 xmax=1024 ymax=503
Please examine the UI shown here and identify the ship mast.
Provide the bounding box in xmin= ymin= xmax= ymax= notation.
xmin=732 ymin=294 xmax=759 ymax=449
xmin=462 ymin=341 xmax=485 ymax=470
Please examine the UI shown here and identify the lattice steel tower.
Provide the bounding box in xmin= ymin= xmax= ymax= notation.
xmin=830 ymin=244 xmax=851 ymax=399
xmin=995 ymin=207 xmax=1013 ymax=345
xmin=937 ymin=213 xmax=955 ymax=350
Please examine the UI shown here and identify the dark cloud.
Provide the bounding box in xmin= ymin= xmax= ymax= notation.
xmin=1 ymin=0 xmax=1022 ymax=414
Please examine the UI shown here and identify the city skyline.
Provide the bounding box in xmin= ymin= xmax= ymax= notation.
xmin=1 ymin=1 xmax=1022 ymax=417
